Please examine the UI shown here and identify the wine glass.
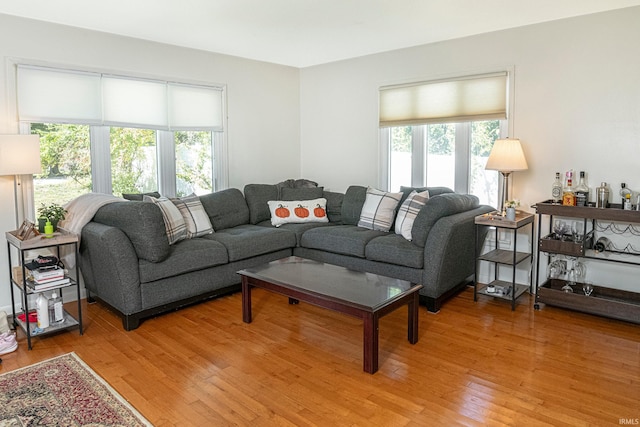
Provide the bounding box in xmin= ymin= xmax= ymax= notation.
xmin=547 ymin=259 xmax=566 ymax=279
xmin=553 ymin=220 xmax=567 ymax=240
xmin=563 ymin=268 xmax=575 ymax=292
xmin=562 ymin=258 xmax=579 ymax=293
xmin=582 ymin=281 xmax=594 ymax=296
xmin=572 ymin=221 xmax=584 ymax=243
xmin=573 ymin=261 xmax=586 ymax=281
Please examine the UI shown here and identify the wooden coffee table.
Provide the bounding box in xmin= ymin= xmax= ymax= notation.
xmin=238 ymin=256 xmax=423 ymax=374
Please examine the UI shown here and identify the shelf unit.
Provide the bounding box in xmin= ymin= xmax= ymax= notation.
xmin=534 ymin=201 xmax=640 ymax=324
xmin=5 ymin=229 xmax=83 ymax=349
xmin=474 ymin=211 xmax=535 ymax=310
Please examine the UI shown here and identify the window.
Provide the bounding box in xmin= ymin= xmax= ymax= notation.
xmin=110 ymin=127 xmax=158 ymax=197
xmin=384 ymin=120 xmax=501 ymax=206
xmin=175 ymin=131 xmax=213 ymax=196
xmin=16 ymin=64 xmax=227 ymax=211
xmin=29 ymin=124 xmax=221 ymax=204
xmin=32 ymin=123 xmax=92 ymax=208
xmin=380 ymin=71 xmax=510 ymax=207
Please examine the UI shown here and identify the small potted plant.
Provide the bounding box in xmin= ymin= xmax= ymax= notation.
xmin=504 ymin=200 xmax=520 ymax=221
xmin=37 ymin=203 xmax=67 ymax=232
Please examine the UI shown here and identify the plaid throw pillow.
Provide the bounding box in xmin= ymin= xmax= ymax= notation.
xmin=395 ymin=190 xmax=429 ymax=240
xmin=171 ymin=194 xmax=214 ymax=238
xmin=143 ymin=196 xmax=187 ymax=245
xmin=357 ymin=187 xmax=402 ymax=232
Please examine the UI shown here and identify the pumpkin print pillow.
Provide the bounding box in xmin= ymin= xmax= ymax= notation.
xmin=267 ymin=198 xmax=330 ymax=227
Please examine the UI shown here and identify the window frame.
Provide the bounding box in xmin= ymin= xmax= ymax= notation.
xmin=378 ymin=69 xmax=514 ymax=197
xmin=380 ymin=120 xmax=509 ymax=195
xmin=10 ymin=60 xmax=228 ymax=220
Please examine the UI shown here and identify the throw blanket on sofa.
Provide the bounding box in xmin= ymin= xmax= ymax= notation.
xmin=58 ymin=193 xmax=122 ymax=268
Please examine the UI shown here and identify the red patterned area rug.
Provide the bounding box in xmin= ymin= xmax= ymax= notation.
xmin=0 ymin=352 xmax=152 ymax=426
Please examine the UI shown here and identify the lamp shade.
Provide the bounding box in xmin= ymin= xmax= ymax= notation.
xmin=0 ymin=134 xmax=42 ymax=175
xmin=485 ymin=138 xmax=528 ymax=172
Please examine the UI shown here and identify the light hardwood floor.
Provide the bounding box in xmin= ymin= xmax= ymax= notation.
xmin=2 ymin=287 xmax=639 ymax=426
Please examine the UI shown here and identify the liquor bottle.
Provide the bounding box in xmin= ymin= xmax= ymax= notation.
xmin=620 ymin=183 xmax=632 ymax=206
xmin=574 ymin=171 xmax=589 ymax=207
xmin=593 ymin=236 xmax=611 ymax=253
xmin=551 ymin=172 xmax=562 ymax=204
xmin=562 ymin=170 xmax=576 ymax=206
xmin=624 ymin=193 xmax=632 ymax=210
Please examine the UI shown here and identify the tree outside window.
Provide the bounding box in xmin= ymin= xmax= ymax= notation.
xmin=32 ymin=123 xmax=91 ymax=208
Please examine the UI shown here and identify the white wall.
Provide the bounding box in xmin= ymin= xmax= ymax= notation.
xmin=299 ymin=7 xmax=640 ymax=291
xmin=0 ymin=14 xmax=301 ymax=310
xmin=300 ymin=7 xmax=640 ymax=198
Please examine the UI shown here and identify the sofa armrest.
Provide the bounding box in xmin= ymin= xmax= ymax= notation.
xmin=411 ymin=193 xmax=481 ymax=247
xmin=80 ymin=222 xmax=142 ymax=315
xmin=421 ymin=205 xmax=494 ymax=299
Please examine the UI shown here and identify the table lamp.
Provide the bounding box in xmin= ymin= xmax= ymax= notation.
xmin=0 ymin=134 xmax=42 ymax=227
xmin=485 ymin=138 xmax=528 ymax=215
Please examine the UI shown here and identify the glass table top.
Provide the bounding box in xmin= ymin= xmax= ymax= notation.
xmin=238 ymin=256 xmax=421 ymax=310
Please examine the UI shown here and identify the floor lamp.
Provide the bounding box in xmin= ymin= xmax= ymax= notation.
xmin=485 ymin=138 xmax=528 ymax=215
xmin=0 ymin=135 xmax=42 ymax=228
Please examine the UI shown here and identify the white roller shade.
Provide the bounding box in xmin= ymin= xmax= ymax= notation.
xmin=17 ymin=65 xmax=102 ymax=124
xmin=168 ymin=84 xmax=223 ymax=131
xmin=17 ymin=65 xmax=225 ymax=131
xmin=103 ymin=76 xmax=168 ymax=129
xmin=379 ymin=72 xmax=508 ymax=127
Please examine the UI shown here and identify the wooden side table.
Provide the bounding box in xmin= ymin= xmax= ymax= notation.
xmin=474 ymin=211 xmax=535 ymax=310
xmin=5 ymin=228 xmax=83 ymax=349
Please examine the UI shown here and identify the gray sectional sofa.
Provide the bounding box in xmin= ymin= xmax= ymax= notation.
xmin=79 ymin=184 xmax=493 ymax=330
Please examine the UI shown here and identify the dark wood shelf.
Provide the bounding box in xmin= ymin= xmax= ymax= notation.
xmin=534 ymin=200 xmax=640 ymax=223
xmin=537 ymin=279 xmax=640 ymax=324
xmin=477 ymin=249 xmax=530 ymax=266
xmin=477 ymin=281 xmax=529 ymax=301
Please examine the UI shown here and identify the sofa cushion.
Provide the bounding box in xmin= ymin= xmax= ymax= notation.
xmin=395 ymin=190 xmax=430 ymax=240
xmin=206 ymin=224 xmax=296 ymax=262
xmin=411 ymin=193 xmax=480 ymax=248
xmin=280 ymin=186 xmax=324 ymax=201
xmin=244 ymin=184 xmax=279 ymax=225
xmin=143 ymin=195 xmax=188 ymax=245
xmin=200 ymin=188 xmax=250 ymax=230
xmin=258 ymin=220 xmax=332 ymax=246
xmin=300 ymin=225 xmax=386 ymax=258
xmin=357 ymin=187 xmax=402 ymax=232
xmin=138 ymin=238 xmax=229 ymax=283
xmin=365 ymin=234 xmax=425 ymax=269
xmin=267 ymin=198 xmax=329 ymax=227
xmin=341 ymin=185 xmax=367 ymax=225
xmin=323 ymin=190 xmax=344 ymax=224
xmin=171 ymin=194 xmax=214 ymax=238
xmin=93 ymin=201 xmax=171 ymax=263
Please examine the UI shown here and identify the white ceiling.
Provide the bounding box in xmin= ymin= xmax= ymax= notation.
xmin=2 ymin=0 xmax=640 ymax=67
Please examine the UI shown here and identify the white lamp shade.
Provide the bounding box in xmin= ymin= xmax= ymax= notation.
xmin=0 ymin=134 xmax=42 ymax=175
xmin=485 ymin=138 xmax=528 ymax=172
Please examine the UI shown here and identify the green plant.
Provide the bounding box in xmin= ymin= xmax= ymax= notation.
xmin=504 ymin=200 xmax=520 ymax=209
xmin=38 ymin=203 xmax=67 ymax=222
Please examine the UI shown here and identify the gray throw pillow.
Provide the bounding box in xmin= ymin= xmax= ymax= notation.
xmin=200 ymin=188 xmax=250 ymax=230
xmin=244 ymin=184 xmax=278 ymax=224
xmin=280 ymin=187 xmax=324 ymax=201
xmin=341 ymin=185 xmax=367 ymax=225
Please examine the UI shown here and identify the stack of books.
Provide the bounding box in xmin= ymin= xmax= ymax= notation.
xmin=27 ymin=267 xmax=70 ymax=291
